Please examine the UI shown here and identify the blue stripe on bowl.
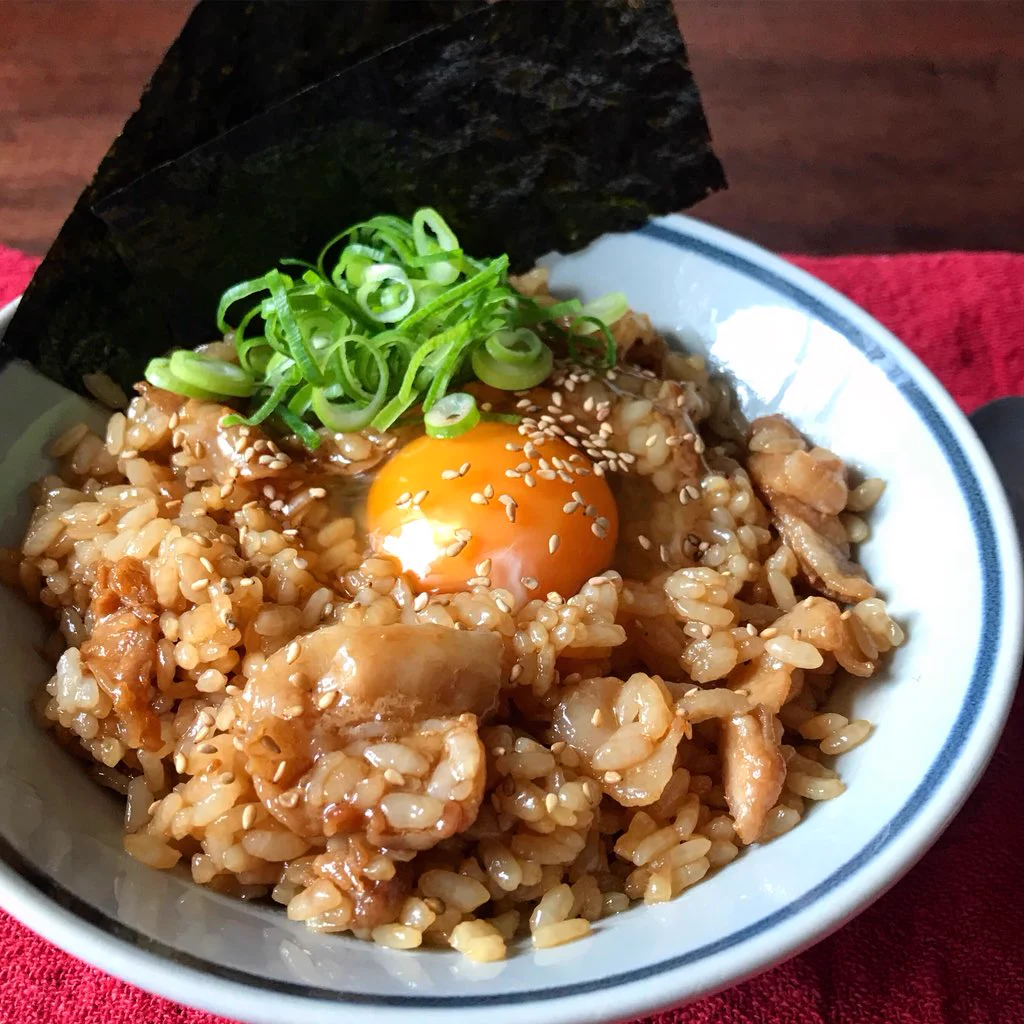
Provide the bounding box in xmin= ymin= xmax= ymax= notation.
xmin=0 ymin=222 xmax=1004 ymax=1007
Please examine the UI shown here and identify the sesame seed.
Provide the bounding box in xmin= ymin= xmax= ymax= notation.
xmin=746 ymin=623 xmax=758 ymax=635
xmin=552 ymin=392 xmax=563 ymax=407
xmin=285 ymin=641 xmax=301 ymax=665
xmin=761 ymin=627 xmax=779 ymax=639
xmin=476 ymin=558 xmax=492 ymax=575
xmin=537 ymin=469 xmax=557 ymax=481
xmin=700 ymin=624 xmax=713 ymax=638
xmin=395 ymin=491 xmax=411 ymax=507
xmin=591 ymin=708 xmax=605 ymax=727
xmin=583 ymin=396 xmax=595 ymax=412
xmin=505 ymin=469 xmax=521 ymax=479
xmin=318 ymin=689 xmax=339 ymax=709
xmin=483 ymin=483 xmax=494 ymax=499
xmin=454 ymin=528 xmax=472 ymax=542
xmin=524 ymin=473 xmax=536 ymax=488
xmin=509 ymin=663 xmax=523 ymax=682
xmin=548 ymin=534 xmax=560 ymax=554
xmin=457 ymin=462 xmax=471 ymax=476
xmin=521 ymin=576 xmax=539 ymax=591
xmin=282 ymin=703 xmax=304 ymax=719
xmin=172 ymin=753 xmax=187 ymax=775
xmin=413 ymin=592 xmax=429 ymax=611
xmin=470 ymin=492 xmax=488 ymax=505
xmin=495 ymin=597 xmax=511 ymax=613
xmin=412 ymin=489 xmax=428 ymax=506
xmin=242 ymin=805 xmax=257 ymax=829
xmin=467 ymin=576 xmax=491 ymax=587
xmin=679 ymin=488 xmax=689 ymax=505
xmin=191 ymin=577 xmax=210 ymax=589
xmin=563 ymin=500 xmax=579 ymax=514
xmin=659 ymin=544 xmax=670 ymax=562
xmin=515 ymin=399 xmax=531 ymax=410
xmin=168 ymin=413 xmax=180 ymax=430
xmin=441 ymin=469 xmax=459 ymax=480
xmin=445 ymin=540 xmax=467 ymax=557
xmin=505 ymin=442 xmax=523 ymax=452
xmin=638 ymin=535 xmax=652 ymax=550
xmin=293 ymin=557 xmax=308 ymax=571
xmin=604 ymin=770 xmax=622 ymax=783
xmin=383 ymin=768 xmax=405 ymax=786
xmin=591 ymin=521 xmax=607 ymax=539
xmin=279 ymin=790 xmax=300 ymax=808
xmin=593 ymin=463 xmax=605 ymax=476
xmin=683 ymin=432 xmax=695 ymax=442
xmin=645 ymin=435 xmax=658 ymax=448
xmin=544 ymin=793 xmax=559 ymax=814
xmin=694 ymin=437 xmax=706 ymax=454
xmin=308 ymin=487 xmax=327 ymax=499
xmin=686 ymin=485 xmax=700 ymax=500
xmin=547 ymin=591 xmax=564 ymax=605
xmin=551 ymin=741 xmax=567 ymax=754
xmin=268 ymin=459 xmax=289 ymax=471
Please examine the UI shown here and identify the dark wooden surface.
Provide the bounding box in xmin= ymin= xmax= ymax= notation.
xmin=2 ymin=0 xmax=1022 ymax=257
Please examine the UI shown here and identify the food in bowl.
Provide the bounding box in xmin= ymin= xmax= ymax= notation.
xmin=3 ymin=210 xmax=903 ymax=961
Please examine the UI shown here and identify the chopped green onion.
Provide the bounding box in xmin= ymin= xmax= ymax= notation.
xmin=153 ymin=207 xmax=625 ymax=449
xmin=169 ymin=351 xmax=256 ymax=398
xmin=144 ymin=357 xmax=222 ymax=400
xmin=577 ymin=292 xmax=628 ymax=331
xmin=472 ymin=340 xmax=553 ymax=391
xmin=485 ymin=328 xmax=544 ymax=367
xmin=276 ymin=406 xmax=322 ymax=450
xmin=356 ymin=263 xmax=415 ymax=323
xmin=424 ymin=392 xmax=480 ymax=439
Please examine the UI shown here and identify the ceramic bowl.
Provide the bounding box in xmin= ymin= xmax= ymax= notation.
xmin=0 ymin=214 xmax=1019 ymax=1024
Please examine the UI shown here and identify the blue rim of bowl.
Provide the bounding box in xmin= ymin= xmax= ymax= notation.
xmin=0 ymin=221 xmax=1004 ymax=1007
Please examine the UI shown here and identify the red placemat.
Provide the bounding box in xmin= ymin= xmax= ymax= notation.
xmin=1 ymin=247 xmax=1022 ymax=1024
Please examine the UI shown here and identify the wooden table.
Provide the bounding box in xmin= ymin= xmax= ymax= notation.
xmin=2 ymin=0 xmax=1022 ymax=257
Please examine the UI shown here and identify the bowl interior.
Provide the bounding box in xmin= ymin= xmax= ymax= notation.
xmin=0 ymin=216 xmax=1014 ymax=1021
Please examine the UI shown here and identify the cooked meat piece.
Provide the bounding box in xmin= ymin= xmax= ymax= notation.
xmin=238 ymin=623 xmax=503 ymax=846
xmin=747 ymin=418 xmax=873 ymax=602
xmin=313 ymin=834 xmax=411 ymax=929
xmin=720 ymin=705 xmax=786 ymax=845
xmin=748 ymin=417 xmax=848 ymax=515
xmin=773 ymin=504 xmax=875 ymax=603
xmin=80 ymin=557 xmax=162 ymax=751
xmin=551 ymin=674 xmax=685 ymax=806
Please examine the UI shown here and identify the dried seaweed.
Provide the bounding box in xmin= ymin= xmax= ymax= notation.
xmin=3 ymin=0 xmax=724 ymax=394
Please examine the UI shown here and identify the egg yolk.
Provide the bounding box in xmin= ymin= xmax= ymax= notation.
xmin=366 ymin=422 xmax=618 ymax=600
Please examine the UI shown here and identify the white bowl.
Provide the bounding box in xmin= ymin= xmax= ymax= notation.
xmin=0 ymin=214 xmax=1020 ymax=1024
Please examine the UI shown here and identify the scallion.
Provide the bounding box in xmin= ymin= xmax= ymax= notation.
xmin=424 ymin=392 xmax=480 ymax=439
xmin=143 ymin=206 xmax=625 ymax=447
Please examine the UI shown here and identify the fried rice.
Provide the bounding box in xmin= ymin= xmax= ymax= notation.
xmin=3 ymin=283 xmax=903 ymax=961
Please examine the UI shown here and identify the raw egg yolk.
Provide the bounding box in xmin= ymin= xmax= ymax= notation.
xmin=366 ymin=422 xmax=618 ymax=600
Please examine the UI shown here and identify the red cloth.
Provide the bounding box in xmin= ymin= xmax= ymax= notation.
xmin=0 ymin=247 xmax=1022 ymax=1024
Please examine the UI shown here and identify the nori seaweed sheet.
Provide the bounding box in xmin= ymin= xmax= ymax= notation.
xmin=1 ymin=1 xmax=484 ymax=390
xmin=3 ymin=0 xmax=724 ymax=395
